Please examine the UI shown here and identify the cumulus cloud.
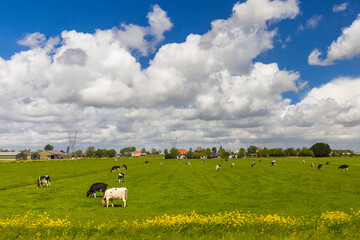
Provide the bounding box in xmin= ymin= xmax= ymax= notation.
xmin=116 ymin=4 xmax=172 ymax=56
xmin=17 ymin=32 xmax=47 ymax=48
xmin=4 ymin=0 xmax=360 ymax=151
xmin=333 ymin=2 xmax=350 ymax=12
xmin=308 ymin=14 xmax=360 ymax=65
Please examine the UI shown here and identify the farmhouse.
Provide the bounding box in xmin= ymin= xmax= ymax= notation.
xmin=177 ymin=149 xmax=188 ymax=159
xmin=0 ymin=152 xmax=27 ymax=160
xmin=39 ymin=150 xmax=66 ymax=160
xmin=132 ymin=151 xmax=142 ymax=157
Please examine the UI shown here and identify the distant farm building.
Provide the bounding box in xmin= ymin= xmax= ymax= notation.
xmin=25 ymin=152 xmax=40 ymax=160
xmin=132 ymin=151 xmax=142 ymax=157
xmin=39 ymin=150 xmax=66 ymax=160
xmin=0 ymin=152 xmax=27 ymax=160
xmin=178 ymin=149 xmax=188 ymax=155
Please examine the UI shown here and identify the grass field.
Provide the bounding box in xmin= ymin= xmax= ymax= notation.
xmin=0 ymin=156 xmax=360 ymax=239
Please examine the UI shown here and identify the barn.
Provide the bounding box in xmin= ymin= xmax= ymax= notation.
xmin=25 ymin=152 xmax=40 ymax=160
xmin=0 ymin=152 xmax=27 ymax=160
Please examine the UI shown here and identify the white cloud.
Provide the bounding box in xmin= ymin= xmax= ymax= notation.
xmin=297 ymin=15 xmax=323 ymax=32
xmin=17 ymin=32 xmax=46 ymax=48
xmin=333 ymin=2 xmax=350 ymax=12
xmin=309 ymin=14 xmax=360 ymax=65
xmin=306 ymin=15 xmax=323 ymax=29
xmin=4 ymin=0 xmax=360 ymax=151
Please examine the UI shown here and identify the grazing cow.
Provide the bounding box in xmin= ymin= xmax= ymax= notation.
xmin=231 ymin=163 xmax=235 ymax=168
xmin=144 ymin=161 xmax=149 ymax=165
xmin=311 ymin=162 xmax=314 ymax=167
xmin=87 ymin=183 xmax=108 ymax=198
xmin=186 ymin=161 xmax=191 ymax=165
xmin=216 ymin=165 xmax=221 ymax=171
xmin=37 ymin=175 xmax=50 ymax=188
xmin=201 ymin=159 xmax=205 ymax=162
xmin=251 ymin=162 xmax=255 ymax=167
xmin=102 ymin=188 xmax=127 ymax=208
xmin=160 ymin=162 xmax=163 ymax=167
xmin=118 ymin=172 xmax=125 ymax=183
xmin=326 ymin=161 xmax=330 ymax=165
xmin=269 ymin=160 xmax=276 ymax=166
xmin=338 ymin=165 xmax=349 ymax=170
xmin=259 ymin=160 xmax=262 ymax=163
xmin=302 ymin=160 xmax=305 ymax=164
xmin=225 ymin=159 xmax=228 ymax=162
xmin=318 ymin=164 xmax=323 ymax=170
xmin=110 ymin=166 xmax=121 ymax=172
xmin=122 ymin=164 xmax=127 ymax=170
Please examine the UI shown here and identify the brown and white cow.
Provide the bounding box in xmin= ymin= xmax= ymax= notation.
xmin=102 ymin=188 xmax=127 ymax=208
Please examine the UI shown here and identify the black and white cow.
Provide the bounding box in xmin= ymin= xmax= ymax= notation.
xmin=37 ymin=175 xmax=50 ymax=188
xmin=122 ymin=164 xmax=127 ymax=170
xmin=87 ymin=182 xmax=108 ymax=198
xmin=326 ymin=161 xmax=330 ymax=165
xmin=110 ymin=166 xmax=121 ymax=172
xmin=216 ymin=165 xmax=221 ymax=171
xmin=160 ymin=162 xmax=163 ymax=167
xmin=338 ymin=165 xmax=349 ymax=170
xmin=318 ymin=164 xmax=323 ymax=170
xmin=144 ymin=161 xmax=149 ymax=165
xmin=102 ymin=188 xmax=127 ymax=208
xmin=231 ymin=163 xmax=235 ymax=168
xmin=186 ymin=161 xmax=191 ymax=165
xmin=118 ymin=172 xmax=125 ymax=183
xmin=269 ymin=160 xmax=276 ymax=166
xmin=311 ymin=162 xmax=314 ymax=167
xmin=251 ymin=162 xmax=255 ymax=167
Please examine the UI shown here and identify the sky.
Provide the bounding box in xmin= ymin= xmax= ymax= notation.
xmin=1 ymin=0 xmax=360 ymax=152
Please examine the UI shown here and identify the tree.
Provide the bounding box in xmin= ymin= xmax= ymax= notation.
xmin=164 ymin=149 xmax=169 ymax=155
xmin=95 ymin=149 xmax=106 ymax=158
xmin=44 ymin=144 xmax=54 ymax=151
xmin=257 ymin=147 xmax=269 ymax=157
xmin=141 ymin=148 xmax=146 ymax=153
xmin=212 ymin=147 xmax=217 ymax=153
xmin=247 ymin=145 xmax=257 ymax=155
xmin=105 ymin=149 xmax=116 ymax=158
xmin=74 ymin=150 xmax=83 ymax=157
xmin=165 ymin=148 xmax=178 ymax=159
xmin=310 ymin=143 xmax=331 ymax=157
xmin=238 ymin=148 xmax=246 ymax=158
xmin=86 ymin=146 xmax=96 ymax=158
xmin=299 ymin=147 xmax=314 ymax=157
xmin=285 ymin=148 xmax=297 ymax=156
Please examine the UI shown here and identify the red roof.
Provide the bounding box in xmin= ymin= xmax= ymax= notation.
xmin=133 ymin=151 xmax=142 ymax=154
xmin=178 ymin=149 xmax=188 ymax=154
xmin=194 ymin=147 xmax=202 ymax=152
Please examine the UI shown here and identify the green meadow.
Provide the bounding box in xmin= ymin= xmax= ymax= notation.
xmin=0 ymin=156 xmax=360 ymax=239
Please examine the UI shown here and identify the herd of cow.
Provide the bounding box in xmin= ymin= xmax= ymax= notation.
xmin=36 ymin=159 xmax=350 ymax=208
xmin=37 ymin=164 xmax=129 ymax=208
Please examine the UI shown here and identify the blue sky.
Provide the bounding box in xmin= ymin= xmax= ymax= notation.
xmin=1 ymin=0 xmax=360 ymax=152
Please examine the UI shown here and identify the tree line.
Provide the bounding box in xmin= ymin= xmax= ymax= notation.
xmin=5 ymin=142 xmax=356 ymax=159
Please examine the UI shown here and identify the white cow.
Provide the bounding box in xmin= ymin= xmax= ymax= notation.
xmin=102 ymin=188 xmax=127 ymax=208
xmin=216 ymin=165 xmax=221 ymax=171
xmin=231 ymin=163 xmax=235 ymax=168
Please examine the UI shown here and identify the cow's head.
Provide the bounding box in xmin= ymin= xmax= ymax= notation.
xmin=86 ymin=191 xmax=91 ymax=197
xmin=102 ymin=198 xmax=106 ymax=206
